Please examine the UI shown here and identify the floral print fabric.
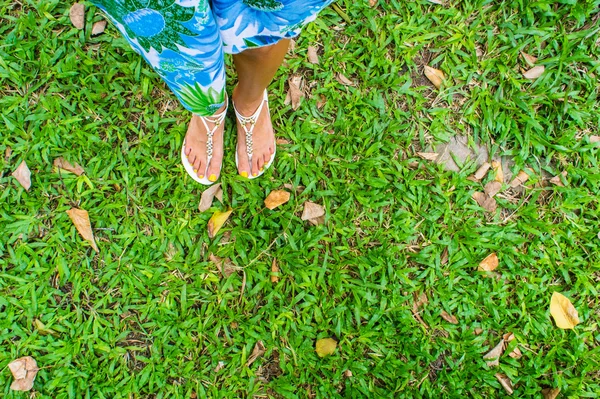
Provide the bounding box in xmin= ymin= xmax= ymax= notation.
xmin=92 ymin=0 xmax=333 ymax=116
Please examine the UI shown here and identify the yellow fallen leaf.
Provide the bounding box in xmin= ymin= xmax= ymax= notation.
xmin=315 ymin=338 xmax=337 ymax=357
xmin=66 ymin=208 xmax=99 ymax=252
xmin=550 ymin=292 xmax=579 ymax=329
xmin=8 ymin=356 xmax=38 ymax=391
xmin=491 ymin=160 xmax=504 ymax=183
xmin=424 ymin=65 xmax=445 ymax=89
xmin=208 ymin=208 xmax=232 ymax=238
xmin=264 ymin=190 xmax=290 ymax=210
xmin=12 ymin=160 xmax=31 ymax=191
xmin=479 ymin=253 xmax=499 ymax=271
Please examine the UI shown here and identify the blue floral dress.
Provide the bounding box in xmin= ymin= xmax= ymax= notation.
xmin=92 ymin=0 xmax=333 ymax=116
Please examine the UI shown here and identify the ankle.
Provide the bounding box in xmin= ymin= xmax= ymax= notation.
xmin=232 ymin=86 xmax=264 ymax=115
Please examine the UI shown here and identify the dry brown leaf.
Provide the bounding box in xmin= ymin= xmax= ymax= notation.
xmin=199 ymin=183 xmax=222 ymax=212
xmin=472 ymin=192 xmax=497 ymax=212
xmin=336 ymin=73 xmax=355 ymax=86
xmin=302 ymin=201 xmax=325 ymax=221
xmin=53 ymin=157 xmax=85 ymax=176
xmin=66 ymin=208 xmax=99 ymax=252
xmin=495 ymin=373 xmax=514 ymax=395
xmin=344 ymin=369 xmax=353 ymax=377
xmin=484 ymin=181 xmax=502 ymax=198
xmin=91 ymin=20 xmax=106 ymax=35
xmin=307 ymin=45 xmax=319 ymax=64
xmin=590 ymin=135 xmax=600 ymax=143
xmin=521 ymin=52 xmax=538 ymax=66
xmin=5 ymin=146 xmax=12 ymax=162
xmin=209 ymin=254 xmax=236 ymax=277
xmin=246 ymin=340 xmax=266 ymax=366
xmin=472 ymin=162 xmax=492 ymax=181
xmin=508 ymin=346 xmax=522 ymax=359
xmin=550 ymin=171 xmax=567 ymax=187
xmin=509 ymin=170 xmax=530 ymax=188
xmin=315 ymin=338 xmax=337 ymax=357
xmin=427 ymin=0 xmax=445 ymax=3
xmin=8 ymin=356 xmax=38 ymax=392
xmin=271 ymin=259 xmax=279 ymax=283
xmin=264 ymin=190 xmax=290 ymax=210
xmin=286 ymin=75 xmax=304 ymax=110
xmin=483 ymin=339 xmax=505 ymax=367
xmin=207 ymin=208 xmax=232 ymax=238
xmin=440 ymin=310 xmax=458 ymax=324
xmin=550 ymin=292 xmax=580 ymax=329
xmin=503 ymin=332 xmax=515 ymax=342
xmin=412 ymin=292 xmax=429 ymax=329
xmin=479 ymin=253 xmax=499 ymax=271
xmin=440 ymin=247 xmax=449 ymax=265
xmin=523 ymin=65 xmax=545 ymax=79
xmin=474 ymin=327 xmax=484 ymax=335
xmin=12 ymin=161 xmax=31 ymax=191
xmin=417 ymin=152 xmax=438 ymax=161
xmin=424 ymin=65 xmax=445 ymax=89
xmin=491 ymin=160 xmax=504 ymax=183
xmin=70 ymin=3 xmax=85 ymax=29
xmin=214 ymin=361 xmax=225 ymax=372
xmin=541 ymin=388 xmax=560 ymax=399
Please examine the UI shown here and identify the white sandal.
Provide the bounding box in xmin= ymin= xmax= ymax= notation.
xmin=233 ymin=90 xmax=276 ymax=179
xmin=180 ymin=97 xmax=228 ymax=185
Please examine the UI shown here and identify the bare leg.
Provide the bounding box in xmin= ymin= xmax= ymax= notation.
xmin=232 ymin=39 xmax=290 ymax=177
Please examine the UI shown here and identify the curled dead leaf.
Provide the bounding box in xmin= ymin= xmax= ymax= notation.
xmin=54 ymin=157 xmax=85 ymax=176
xmin=440 ymin=310 xmax=458 ymax=324
xmin=509 ymin=346 xmax=522 ymax=359
xmin=271 ymin=258 xmax=279 ymax=283
xmin=472 ymin=162 xmax=492 ymax=181
xmin=5 ymin=146 xmax=12 ymax=162
xmin=509 ymin=170 xmax=530 ymax=188
xmin=264 ymin=190 xmax=290 ymax=210
xmin=199 ymin=183 xmax=222 ymax=212
xmin=246 ymin=340 xmax=266 ymax=366
xmin=472 ymin=192 xmax=497 ymax=212
xmin=495 ymin=373 xmax=514 ymax=395
xmin=315 ymin=338 xmax=337 ymax=357
xmin=484 ymin=181 xmax=502 ymax=198
xmin=550 ymin=292 xmax=579 ymax=329
xmin=521 ymin=52 xmax=538 ymax=66
xmin=479 ymin=253 xmax=499 ymax=271
xmin=336 ymin=73 xmax=355 ymax=86
xmin=8 ymin=356 xmax=38 ymax=391
xmin=66 ymin=208 xmax=99 ymax=252
xmin=307 ymin=45 xmax=319 ymax=64
xmin=523 ymin=65 xmax=545 ymax=79
xmin=91 ymin=20 xmax=106 ymax=35
xmin=541 ymin=387 xmax=560 ymax=399
xmin=209 ymin=254 xmax=237 ymax=277
xmin=412 ymin=292 xmax=429 ymax=329
xmin=12 ymin=160 xmax=31 ymax=191
xmin=70 ymin=3 xmax=85 ymax=29
xmin=483 ymin=339 xmax=505 ymax=367
xmin=286 ymin=75 xmax=304 ymax=110
xmin=550 ymin=171 xmax=567 ymax=187
xmin=417 ymin=152 xmax=438 ymax=161
xmin=424 ymin=65 xmax=445 ymax=89
xmin=208 ymin=208 xmax=232 ymax=238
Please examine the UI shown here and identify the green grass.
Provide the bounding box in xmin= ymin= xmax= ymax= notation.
xmin=1 ymin=0 xmax=600 ymax=397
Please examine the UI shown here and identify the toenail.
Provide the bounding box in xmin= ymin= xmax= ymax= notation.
xmin=199 ymin=174 xmax=204 ymax=179
xmin=241 ymin=171 xmax=248 ymax=178
xmin=209 ymin=174 xmax=217 ymax=182
xmin=193 ymin=169 xmax=198 ymax=173
xmin=252 ymin=172 xmax=258 ymax=177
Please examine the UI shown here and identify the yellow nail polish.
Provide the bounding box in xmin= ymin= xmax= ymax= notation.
xmin=199 ymin=174 xmax=204 ymax=179
xmin=260 ymin=167 xmax=264 ymax=172
xmin=209 ymin=174 xmax=217 ymax=182
xmin=241 ymin=171 xmax=248 ymax=178
xmin=193 ymin=169 xmax=198 ymax=173
xmin=252 ymin=172 xmax=258 ymax=177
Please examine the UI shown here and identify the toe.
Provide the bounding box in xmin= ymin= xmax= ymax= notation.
xmin=263 ymin=151 xmax=270 ymax=165
xmin=207 ymin=154 xmax=222 ymax=182
xmin=237 ymin=146 xmax=251 ymax=178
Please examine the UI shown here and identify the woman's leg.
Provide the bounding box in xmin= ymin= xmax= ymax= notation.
xmin=232 ymin=39 xmax=290 ymax=177
xmin=91 ymin=0 xmax=227 ymax=182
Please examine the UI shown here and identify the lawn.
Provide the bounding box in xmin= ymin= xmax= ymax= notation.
xmin=1 ymin=0 xmax=600 ymax=398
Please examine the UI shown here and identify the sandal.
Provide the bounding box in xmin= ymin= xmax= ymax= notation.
xmin=233 ymin=90 xmax=276 ymax=179
xmin=180 ymin=97 xmax=228 ymax=185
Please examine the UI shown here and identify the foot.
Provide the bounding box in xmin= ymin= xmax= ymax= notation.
xmin=183 ymin=103 xmax=227 ymax=182
xmin=232 ymin=87 xmax=275 ymax=178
